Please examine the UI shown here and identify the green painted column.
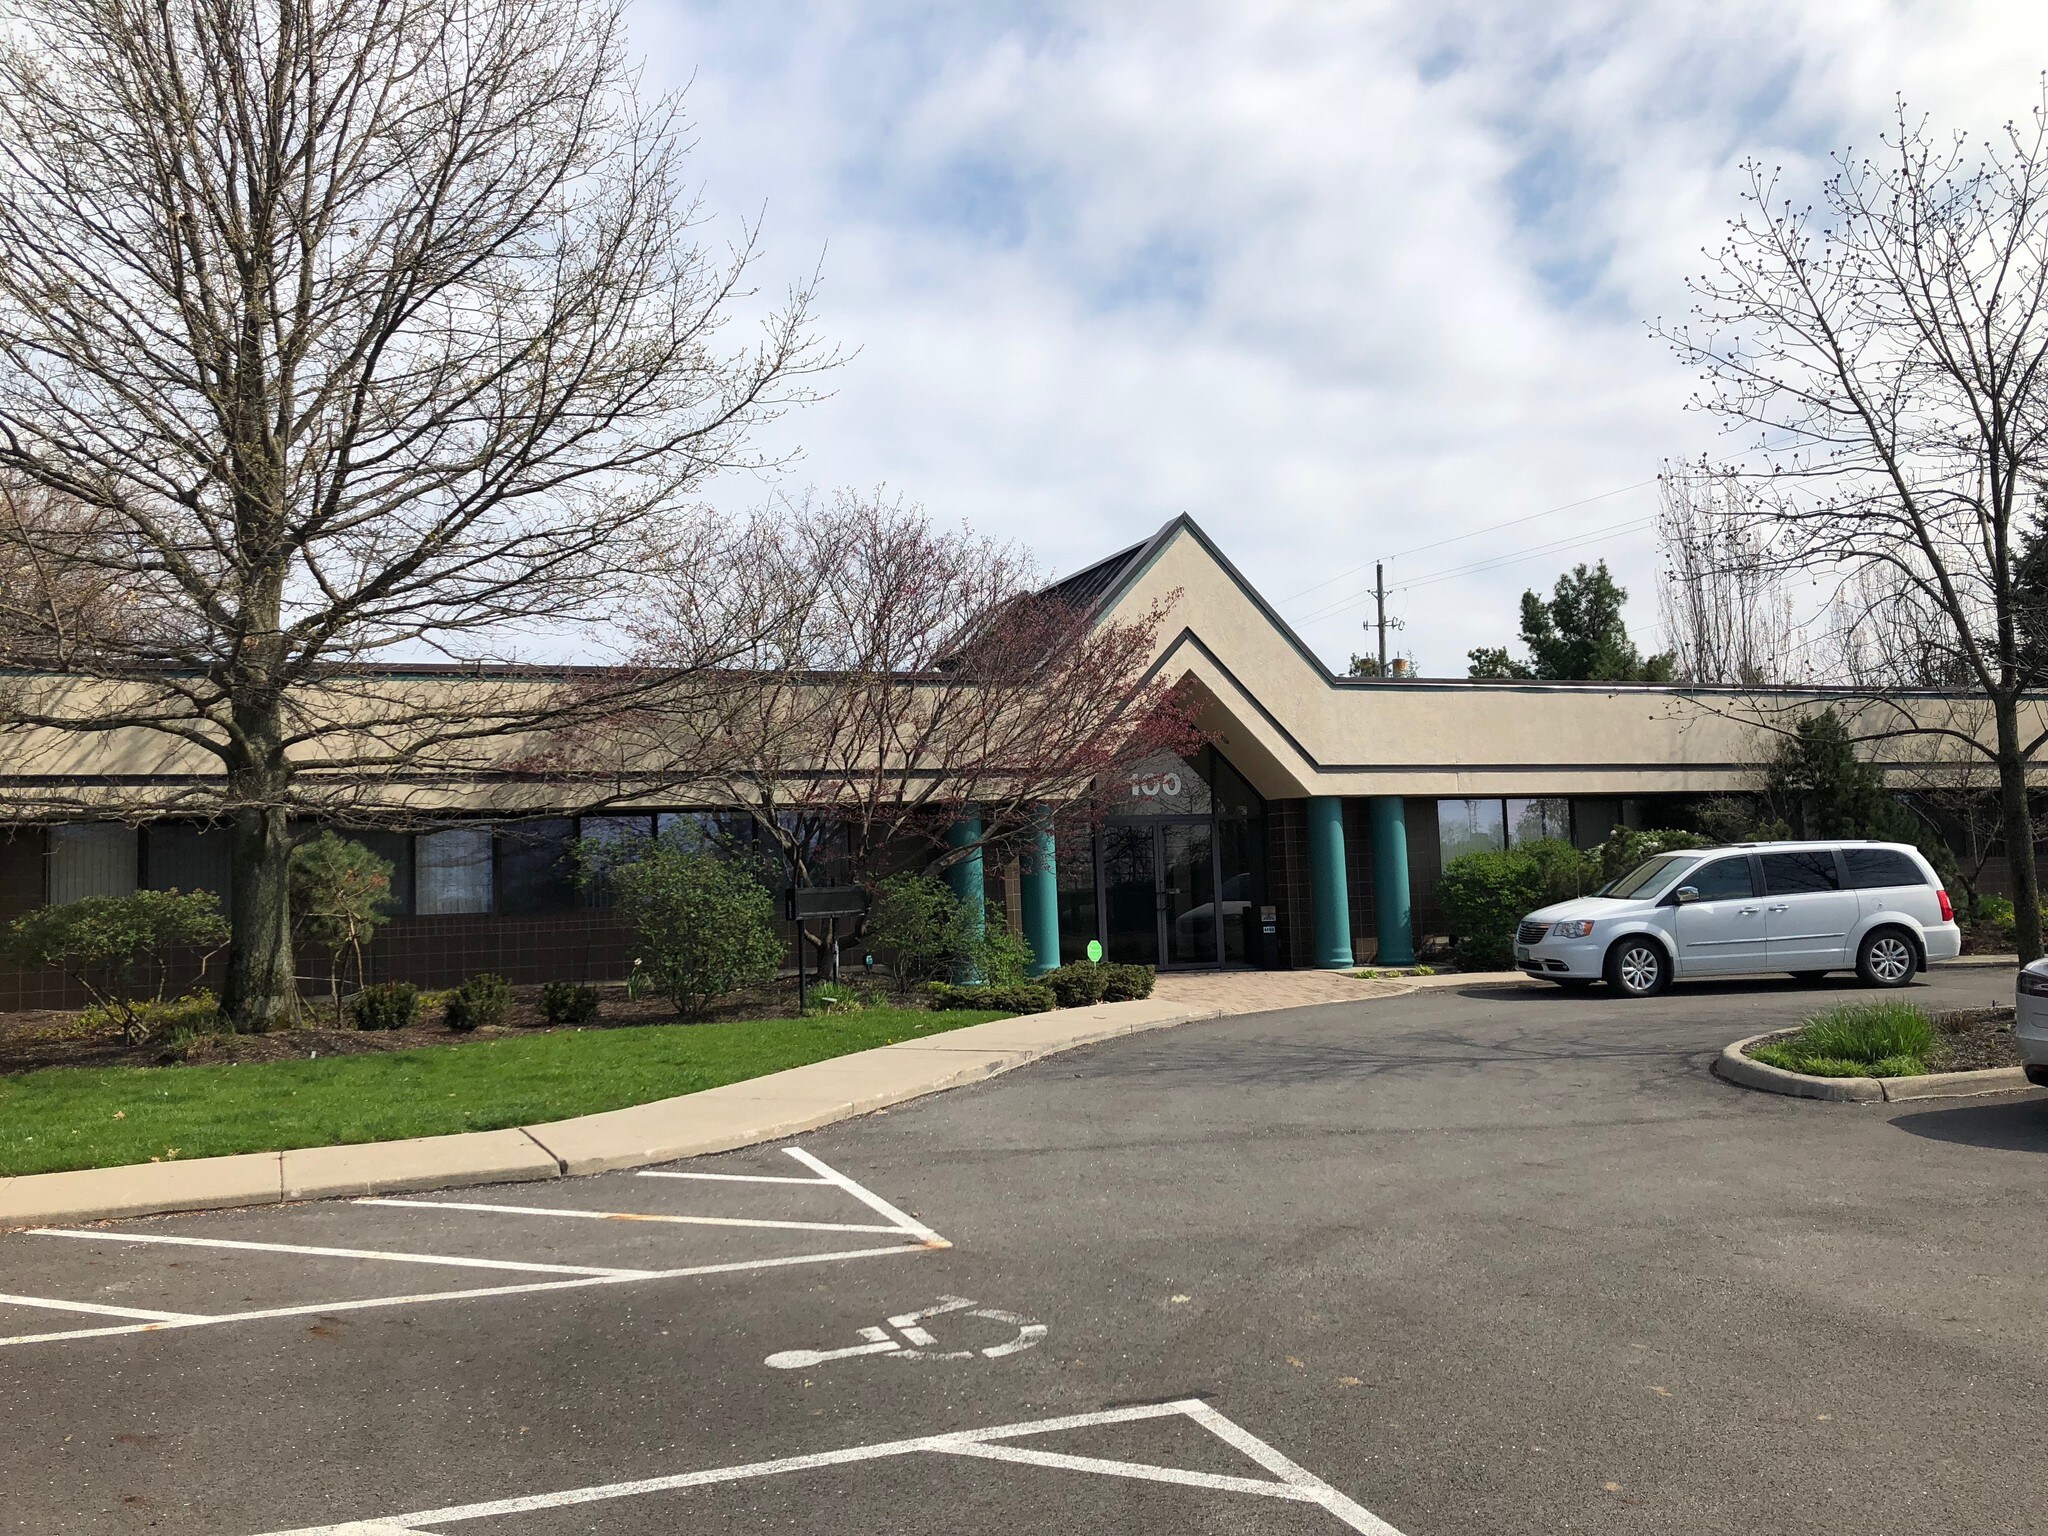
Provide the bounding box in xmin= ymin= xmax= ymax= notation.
xmin=1305 ymin=795 xmax=1354 ymax=970
xmin=1369 ymin=796 xmax=1416 ymax=966
xmin=1020 ymin=806 xmax=1060 ymax=976
xmin=945 ymin=812 xmax=986 ymax=983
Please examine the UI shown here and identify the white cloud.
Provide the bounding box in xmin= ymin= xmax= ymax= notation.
xmin=628 ymin=0 xmax=2048 ymax=673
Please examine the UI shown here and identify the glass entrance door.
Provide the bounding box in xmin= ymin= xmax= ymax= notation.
xmin=1101 ymin=824 xmax=1159 ymax=965
xmin=1161 ymin=821 xmax=1219 ymax=967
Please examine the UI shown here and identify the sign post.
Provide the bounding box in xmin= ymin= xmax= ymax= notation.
xmin=784 ymin=886 xmax=871 ymax=1011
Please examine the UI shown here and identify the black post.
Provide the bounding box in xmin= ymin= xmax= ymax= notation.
xmin=796 ymin=917 xmax=807 ymax=1014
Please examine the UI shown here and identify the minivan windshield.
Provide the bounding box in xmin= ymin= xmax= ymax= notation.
xmin=1600 ymin=853 xmax=1700 ymax=900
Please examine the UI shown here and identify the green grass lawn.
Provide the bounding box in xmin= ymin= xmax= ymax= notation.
xmin=0 ymin=1008 xmax=1002 ymax=1177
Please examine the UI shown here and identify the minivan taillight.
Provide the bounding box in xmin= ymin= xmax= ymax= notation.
xmin=1937 ymin=888 xmax=1954 ymax=922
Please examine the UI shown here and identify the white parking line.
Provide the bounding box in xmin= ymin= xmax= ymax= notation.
xmin=28 ymin=1228 xmax=657 ymax=1278
xmin=0 ymin=1290 xmax=207 ymax=1323
xmin=0 ymin=1243 xmax=929 ymax=1349
xmin=636 ymin=1171 xmax=829 ymax=1185
xmin=0 ymin=1146 xmax=950 ymax=1350
xmin=352 ymin=1197 xmax=905 ymax=1235
xmin=782 ymin=1145 xmax=945 ymax=1245
xmin=245 ymin=1399 xmax=1404 ymax=1534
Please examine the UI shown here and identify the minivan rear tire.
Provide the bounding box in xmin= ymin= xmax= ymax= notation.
xmin=1856 ymin=926 xmax=1918 ymax=989
xmin=1604 ymin=936 xmax=1669 ymax=998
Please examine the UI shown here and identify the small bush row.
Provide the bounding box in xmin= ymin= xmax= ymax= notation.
xmin=923 ymin=960 xmax=1155 ymax=1017
xmin=350 ymin=974 xmax=602 ymax=1033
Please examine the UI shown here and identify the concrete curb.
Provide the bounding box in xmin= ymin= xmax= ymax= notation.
xmin=0 ymin=998 xmax=1226 ymax=1229
xmin=1713 ymin=1031 xmax=2035 ymax=1104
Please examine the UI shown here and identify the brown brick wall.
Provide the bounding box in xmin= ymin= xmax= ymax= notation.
xmin=1265 ymin=800 xmax=1312 ymax=968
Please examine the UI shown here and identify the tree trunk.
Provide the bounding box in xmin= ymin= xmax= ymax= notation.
xmin=221 ymin=726 xmax=299 ymax=1031
xmin=1993 ymin=695 xmax=2043 ymax=961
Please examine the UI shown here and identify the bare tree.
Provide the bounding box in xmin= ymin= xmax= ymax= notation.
xmin=1657 ymin=97 xmax=2048 ymax=958
xmin=1655 ymin=462 xmax=1801 ymax=685
xmin=602 ymin=490 xmax=1202 ymax=893
xmin=0 ymin=0 xmax=833 ymax=1026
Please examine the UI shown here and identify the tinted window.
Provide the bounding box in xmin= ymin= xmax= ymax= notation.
xmin=1844 ymin=848 xmax=1926 ymax=890
xmin=1686 ymin=856 xmax=1756 ymax=901
xmin=1606 ymin=853 xmax=1696 ymax=899
xmin=1761 ymin=851 xmax=1840 ymax=895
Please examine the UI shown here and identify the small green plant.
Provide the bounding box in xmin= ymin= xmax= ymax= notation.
xmin=1100 ymin=963 xmax=1155 ymax=1001
xmin=84 ymin=989 xmax=221 ymax=1040
xmin=1750 ymin=999 xmax=1936 ymax=1077
xmin=1042 ymin=962 xmax=1107 ymax=1008
xmin=444 ymin=972 xmax=513 ymax=1032
xmin=539 ymin=981 xmax=600 ymax=1025
xmin=1412 ymin=964 xmax=1436 ymax=976
xmin=624 ymin=958 xmax=653 ymax=1001
xmin=590 ymin=838 xmax=782 ymax=1017
xmin=291 ymin=831 xmax=395 ymax=1025
xmin=925 ymin=981 xmax=1057 ymax=1014
xmin=351 ymin=981 xmax=420 ymax=1031
xmin=806 ymin=982 xmax=866 ymax=1015
xmin=4 ymin=888 xmax=230 ymax=1043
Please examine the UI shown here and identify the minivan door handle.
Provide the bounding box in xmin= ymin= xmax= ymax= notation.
xmin=1738 ymin=906 xmax=1760 ymax=914
xmin=1766 ymin=904 xmax=1789 ymax=912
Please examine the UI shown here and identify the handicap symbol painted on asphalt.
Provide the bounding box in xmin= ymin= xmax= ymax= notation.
xmin=764 ymin=1296 xmax=1046 ymax=1370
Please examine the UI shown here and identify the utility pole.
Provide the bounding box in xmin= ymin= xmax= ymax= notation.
xmin=1375 ymin=561 xmax=1388 ymax=676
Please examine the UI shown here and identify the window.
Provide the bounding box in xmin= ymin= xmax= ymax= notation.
xmin=495 ymin=819 xmax=576 ymax=914
xmin=1437 ymin=799 xmax=1506 ymax=863
xmin=1844 ymin=848 xmax=1926 ymax=890
xmin=1508 ymin=798 xmax=1570 ymax=846
xmin=416 ymin=826 xmax=493 ymax=914
xmin=144 ymin=824 xmax=230 ymax=898
xmin=1116 ymin=751 xmax=1212 ymax=816
xmin=1685 ymin=856 xmax=1755 ymax=901
xmin=1605 ymin=853 xmax=1696 ymax=899
xmin=1571 ymin=798 xmax=1621 ymax=850
xmin=1761 ymin=850 xmax=1840 ymax=895
xmin=49 ymin=823 xmax=138 ymax=903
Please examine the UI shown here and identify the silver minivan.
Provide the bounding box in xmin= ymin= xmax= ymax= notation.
xmin=1514 ymin=840 xmax=1961 ymax=997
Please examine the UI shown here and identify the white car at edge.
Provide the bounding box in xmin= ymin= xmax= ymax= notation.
xmin=1514 ymin=840 xmax=1961 ymax=998
xmin=2014 ymin=960 xmax=2048 ymax=1087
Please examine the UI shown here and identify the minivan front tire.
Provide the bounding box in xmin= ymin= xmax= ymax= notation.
xmin=1857 ymin=926 xmax=1918 ymax=989
xmin=1604 ymin=936 xmax=1669 ymax=998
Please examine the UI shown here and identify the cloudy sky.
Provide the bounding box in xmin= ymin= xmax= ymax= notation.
xmin=628 ymin=0 xmax=2048 ymax=676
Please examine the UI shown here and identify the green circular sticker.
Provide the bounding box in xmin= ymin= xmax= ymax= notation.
xmin=1086 ymin=939 xmax=1104 ymax=963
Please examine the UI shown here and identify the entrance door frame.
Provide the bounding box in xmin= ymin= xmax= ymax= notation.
xmin=1097 ymin=814 xmax=1224 ymax=969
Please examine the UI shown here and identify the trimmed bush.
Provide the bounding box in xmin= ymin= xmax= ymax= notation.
xmin=1100 ymin=963 xmax=1155 ymax=1001
xmin=444 ymin=972 xmax=513 ymax=1032
xmin=351 ymin=981 xmax=420 ymax=1031
xmin=539 ymin=980 xmax=600 ymax=1025
xmin=600 ymin=838 xmax=783 ymax=1017
xmin=1437 ymin=848 xmax=1547 ymax=971
xmin=4 ymin=888 xmax=230 ymax=1042
xmin=925 ymin=981 xmax=1057 ymax=1014
xmin=1043 ymin=962 xmax=1107 ymax=1008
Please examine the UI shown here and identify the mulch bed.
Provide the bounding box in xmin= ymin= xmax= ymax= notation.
xmin=0 ymin=977 xmax=929 ymax=1076
xmin=1743 ymin=1004 xmax=2021 ymax=1073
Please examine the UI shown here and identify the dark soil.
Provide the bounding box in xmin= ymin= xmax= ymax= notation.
xmin=0 ymin=975 xmax=930 ymax=1077
xmin=1743 ymin=1004 xmax=2021 ymax=1073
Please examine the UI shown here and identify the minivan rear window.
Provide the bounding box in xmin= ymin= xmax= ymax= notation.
xmin=1761 ymin=850 xmax=1841 ymax=894
xmin=1844 ymin=848 xmax=1927 ymax=889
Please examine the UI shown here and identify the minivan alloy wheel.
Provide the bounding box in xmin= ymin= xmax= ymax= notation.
xmin=1860 ymin=929 xmax=1916 ymax=988
xmin=1606 ymin=939 xmax=1667 ymax=997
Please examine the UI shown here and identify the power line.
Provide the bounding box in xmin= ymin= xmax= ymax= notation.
xmin=1297 ymin=513 xmax=1656 ymax=624
xmin=1280 ymin=477 xmax=1658 ymax=605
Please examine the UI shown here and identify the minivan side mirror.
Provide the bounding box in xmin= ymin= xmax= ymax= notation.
xmin=1673 ymin=885 xmax=1700 ymax=904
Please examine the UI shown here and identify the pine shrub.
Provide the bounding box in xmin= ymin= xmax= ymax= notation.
xmin=351 ymin=981 xmax=419 ymax=1031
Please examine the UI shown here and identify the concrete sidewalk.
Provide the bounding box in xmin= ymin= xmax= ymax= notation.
xmin=0 ymin=995 xmax=1233 ymax=1230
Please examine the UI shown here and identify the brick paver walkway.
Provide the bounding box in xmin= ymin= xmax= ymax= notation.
xmin=1150 ymin=968 xmax=1411 ymax=1013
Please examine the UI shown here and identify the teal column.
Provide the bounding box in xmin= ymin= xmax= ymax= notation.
xmin=1020 ymin=806 xmax=1060 ymax=976
xmin=945 ymin=812 xmax=985 ymax=983
xmin=1305 ymin=795 xmax=1354 ymax=969
xmin=1369 ymin=796 xmax=1415 ymax=966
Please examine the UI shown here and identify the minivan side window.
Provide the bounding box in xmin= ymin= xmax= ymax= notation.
xmin=1686 ymin=857 xmax=1756 ymax=901
xmin=1761 ymin=850 xmax=1840 ymax=895
xmin=1844 ymin=848 xmax=1926 ymax=889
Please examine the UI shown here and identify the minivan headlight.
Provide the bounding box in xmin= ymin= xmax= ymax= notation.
xmin=2018 ymin=969 xmax=2048 ymax=997
xmin=1552 ymin=920 xmax=1596 ymax=939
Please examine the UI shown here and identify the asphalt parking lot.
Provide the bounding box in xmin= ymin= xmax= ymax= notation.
xmin=4 ymin=965 xmax=2043 ymax=1535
